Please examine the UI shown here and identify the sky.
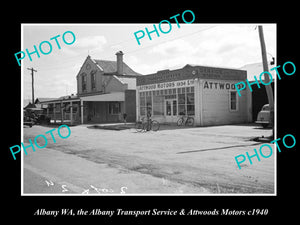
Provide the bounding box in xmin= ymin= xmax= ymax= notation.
xmin=21 ymin=23 xmax=276 ymax=100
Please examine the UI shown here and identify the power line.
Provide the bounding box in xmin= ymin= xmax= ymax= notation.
xmin=27 ymin=67 xmax=37 ymax=104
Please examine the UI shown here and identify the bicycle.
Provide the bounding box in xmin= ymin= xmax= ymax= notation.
xmin=135 ymin=117 xmax=160 ymax=132
xmin=177 ymin=115 xmax=194 ymax=126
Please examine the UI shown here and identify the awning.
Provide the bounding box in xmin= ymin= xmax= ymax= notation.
xmin=80 ymin=92 xmax=125 ymax=102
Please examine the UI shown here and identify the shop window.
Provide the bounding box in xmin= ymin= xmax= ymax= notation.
xmin=178 ymin=87 xmax=195 ymax=116
xmin=178 ymin=88 xmax=186 ymax=115
xmin=146 ymin=95 xmax=152 ymax=108
xmin=153 ymin=96 xmax=164 ymax=115
xmin=229 ymin=91 xmax=238 ymax=111
xmin=178 ymin=105 xmax=186 ymax=115
xmin=139 ymin=92 xmax=146 ymax=116
xmin=140 ymin=97 xmax=145 ymax=106
xmin=165 ymin=94 xmax=176 ymax=99
xmin=187 ymin=105 xmax=195 ymax=115
xmin=139 ymin=91 xmax=152 ymax=116
xmin=178 ymin=93 xmax=185 ymax=104
xmin=187 ymin=93 xmax=194 ymax=105
xmin=140 ymin=107 xmax=146 ymax=116
xmin=108 ymin=102 xmax=121 ymax=115
xmin=186 ymin=93 xmax=195 ymax=115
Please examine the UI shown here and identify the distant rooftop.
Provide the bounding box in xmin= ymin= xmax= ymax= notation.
xmin=93 ymin=59 xmax=141 ymax=76
xmin=239 ymin=61 xmax=275 ymax=81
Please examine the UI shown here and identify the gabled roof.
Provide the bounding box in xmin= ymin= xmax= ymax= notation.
xmin=24 ymin=103 xmax=36 ymax=109
xmin=94 ymin=59 xmax=141 ymax=76
xmin=35 ymin=98 xmax=57 ymax=104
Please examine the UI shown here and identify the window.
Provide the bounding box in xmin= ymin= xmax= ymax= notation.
xmin=81 ymin=73 xmax=87 ymax=92
xmin=187 ymin=93 xmax=195 ymax=115
xmin=178 ymin=88 xmax=186 ymax=115
xmin=230 ymin=91 xmax=238 ymax=111
xmin=146 ymin=92 xmax=152 ymax=108
xmin=91 ymin=70 xmax=96 ymax=90
xmin=139 ymin=86 xmax=196 ymax=117
xmin=139 ymin=92 xmax=146 ymax=116
xmin=139 ymin=91 xmax=153 ymax=116
xmin=153 ymin=95 xmax=164 ymax=115
xmin=108 ymin=102 xmax=121 ymax=115
xmin=177 ymin=87 xmax=195 ymax=115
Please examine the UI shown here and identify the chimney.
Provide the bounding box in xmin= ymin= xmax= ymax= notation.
xmin=116 ymin=51 xmax=124 ymax=75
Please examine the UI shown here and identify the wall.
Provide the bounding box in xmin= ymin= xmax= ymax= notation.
xmin=104 ymin=75 xmax=127 ymax=93
xmin=77 ymin=57 xmax=129 ymax=96
xmin=77 ymin=57 xmax=103 ymax=95
xmin=125 ymin=90 xmax=136 ymax=122
xmin=85 ymin=102 xmax=121 ymax=123
xmin=201 ymin=79 xmax=248 ymax=126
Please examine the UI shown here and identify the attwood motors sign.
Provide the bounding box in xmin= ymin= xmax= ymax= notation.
xmin=137 ymin=79 xmax=195 ymax=91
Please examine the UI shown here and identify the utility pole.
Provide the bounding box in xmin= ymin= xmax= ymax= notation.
xmin=258 ymin=25 xmax=274 ymax=137
xmin=27 ymin=67 xmax=37 ymax=105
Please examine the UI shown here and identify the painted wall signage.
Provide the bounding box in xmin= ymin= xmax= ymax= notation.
xmin=203 ymin=81 xmax=244 ymax=90
xmin=137 ymin=79 xmax=195 ymax=91
xmin=137 ymin=66 xmax=247 ymax=86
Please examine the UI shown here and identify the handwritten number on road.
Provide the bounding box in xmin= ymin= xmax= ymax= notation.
xmin=45 ymin=180 xmax=54 ymax=187
xmin=44 ymin=180 xmax=127 ymax=194
xmin=61 ymin=184 xmax=69 ymax=192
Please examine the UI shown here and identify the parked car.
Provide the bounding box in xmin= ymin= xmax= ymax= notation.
xmin=256 ymin=104 xmax=270 ymax=128
xmin=23 ymin=108 xmax=51 ymax=127
xmin=36 ymin=114 xmax=51 ymax=125
xmin=23 ymin=110 xmax=36 ymax=127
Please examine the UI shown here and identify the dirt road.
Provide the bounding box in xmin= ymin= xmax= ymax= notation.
xmin=23 ymin=124 xmax=275 ymax=194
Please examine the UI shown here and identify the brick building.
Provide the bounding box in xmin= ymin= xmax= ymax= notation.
xmin=40 ymin=51 xmax=140 ymax=124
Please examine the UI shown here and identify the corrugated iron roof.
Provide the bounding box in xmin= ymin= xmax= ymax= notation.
xmin=94 ymin=59 xmax=141 ymax=76
xmin=115 ymin=76 xmax=137 ymax=90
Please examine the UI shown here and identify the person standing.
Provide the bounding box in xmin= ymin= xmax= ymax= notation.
xmin=123 ymin=113 xmax=127 ymax=125
xmin=146 ymin=106 xmax=152 ymax=131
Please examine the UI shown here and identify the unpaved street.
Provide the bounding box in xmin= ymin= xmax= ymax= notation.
xmin=23 ymin=124 xmax=274 ymax=194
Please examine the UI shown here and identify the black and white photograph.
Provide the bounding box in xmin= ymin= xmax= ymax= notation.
xmin=20 ymin=23 xmax=276 ymax=195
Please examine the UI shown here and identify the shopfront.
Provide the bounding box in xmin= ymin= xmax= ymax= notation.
xmin=136 ymin=64 xmax=251 ymax=126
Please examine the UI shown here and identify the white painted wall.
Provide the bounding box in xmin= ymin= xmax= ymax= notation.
xmin=200 ymin=79 xmax=248 ymax=126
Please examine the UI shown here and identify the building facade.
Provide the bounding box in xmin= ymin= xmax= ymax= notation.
xmin=40 ymin=51 xmax=140 ymax=124
xmin=136 ymin=64 xmax=251 ymax=126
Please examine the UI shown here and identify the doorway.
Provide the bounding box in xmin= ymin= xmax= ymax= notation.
xmin=165 ymin=99 xmax=177 ymax=123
